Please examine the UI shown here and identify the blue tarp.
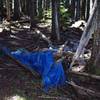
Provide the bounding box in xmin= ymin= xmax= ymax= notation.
xmin=3 ymin=48 xmax=66 ymax=91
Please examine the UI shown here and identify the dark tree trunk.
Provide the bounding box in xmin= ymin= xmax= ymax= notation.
xmin=14 ymin=0 xmax=21 ymax=20
xmin=30 ymin=0 xmax=37 ymax=29
xmin=6 ymin=0 xmax=10 ymax=21
xmin=24 ymin=0 xmax=27 ymax=15
xmin=51 ymin=0 xmax=60 ymax=41
xmin=92 ymin=0 xmax=100 ymax=68
xmin=65 ymin=0 xmax=69 ymax=8
xmin=45 ymin=0 xmax=51 ymax=10
xmin=75 ymin=0 xmax=80 ymax=21
xmin=80 ymin=0 xmax=86 ymax=20
xmin=69 ymin=0 xmax=75 ymax=21
xmin=38 ymin=0 xmax=43 ymax=19
xmin=85 ymin=0 xmax=90 ymax=21
xmin=34 ymin=0 xmax=38 ymax=16
xmin=87 ymin=0 xmax=100 ymax=74
xmin=26 ymin=0 xmax=30 ymax=16
xmin=0 ymin=0 xmax=3 ymax=21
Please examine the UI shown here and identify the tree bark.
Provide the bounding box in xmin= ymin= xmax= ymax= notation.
xmin=14 ymin=0 xmax=21 ymax=20
xmin=75 ymin=0 xmax=80 ymax=21
xmin=6 ymin=0 xmax=11 ymax=21
xmin=85 ymin=0 xmax=90 ymax=21
xmin=69 ymin=0 xmax=75 ymax=21
xmin=30 ymin=0 xmax=37 ymax=29
xmin=92 ymin=0 xmax=100 ymax=68
xmin=0 ymin=0 xmax=3 ymax=21
xmin=70 ymin=0 xmax=97 ymax=69
xmin=51 ymin=0 xmax=60 ymax=41
xmin=38 ymin=0 xmax=44 ymax=19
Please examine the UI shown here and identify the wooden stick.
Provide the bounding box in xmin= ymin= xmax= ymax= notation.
xmin=58 ymin=41 xmax=68 ymax=53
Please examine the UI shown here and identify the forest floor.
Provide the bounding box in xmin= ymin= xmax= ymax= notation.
xmin=0 ymin=21 xmax=99 ymax=100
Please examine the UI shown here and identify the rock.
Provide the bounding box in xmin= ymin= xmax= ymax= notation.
xmin=71 ymin=20 xmax=86 ymax=30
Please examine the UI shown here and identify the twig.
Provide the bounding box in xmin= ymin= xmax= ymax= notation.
xmin=38 ymin=95 xmax=67 ymax=99
xmin=0 ymin=68 xmax=25 ymax=70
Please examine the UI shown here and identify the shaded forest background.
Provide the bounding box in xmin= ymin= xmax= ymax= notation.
xmin=0 ymin=0 xmax=94 ymax=35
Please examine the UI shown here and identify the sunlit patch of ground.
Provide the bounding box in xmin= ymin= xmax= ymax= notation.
xmin=5 ymin=95 xmax=26 ymax=100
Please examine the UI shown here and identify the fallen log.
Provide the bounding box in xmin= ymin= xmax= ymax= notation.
xmin=2 ymin=19 xmax=30 ymax=26
xmin=69 ymin=71 xmax=100 ymax=81
xmin=35 ymin=29 xmax=53 ymax=48
xmin=0 ymin=19 xmax=30 ymax=32
xmin=66 ymin=81 xmax=100 ymax=98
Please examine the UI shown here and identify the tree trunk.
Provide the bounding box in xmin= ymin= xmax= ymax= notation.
xmin=89 ymin=0 xmax=94 ymax=15
xmin=0 ymin=0 xmax=3 ymax=21
xmin=92 ymin=0 xmax=100 ymax=68
xmin=70 ymin=0 xmax=97 ymax=69
xmin=85 ymin=0 xmax=90 ymax=21
xmin=45 ymin=0 xmax=51 ymax=10
xmin=69 ymin=0 xmax=75 ymax=21
xmin=51 ymin=0 xmax=60 ymax=41
xmin=75 ymin=0 xmax=80 ymax=21
xmin=38 ymin=0 xmax=44 ymax=19
xmin=30 ymin=0 xmax=37 ymax=29
xmin=14 ymin=0 xmax=21 ymax=20
xmin=6 ymin=0 xmax=10 ymax=21
xmin=86 ymin=0 xmax=100 ymax=74
xmin=65 ymin=0 xmax=69 ymax=8
xmin=26 ymin=0 xmax=30 ymax=16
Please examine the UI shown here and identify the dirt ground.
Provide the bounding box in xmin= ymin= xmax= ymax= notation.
xmin=0 ymin=23 xmax=79 ymax=100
